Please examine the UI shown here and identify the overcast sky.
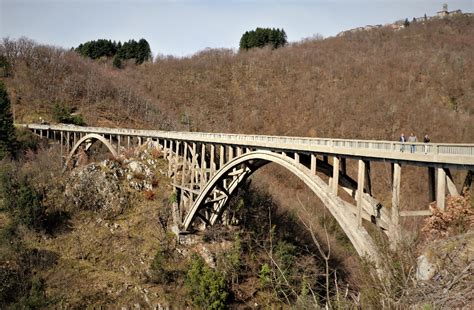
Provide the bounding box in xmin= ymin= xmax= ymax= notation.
xmin=1 ymin=0 xmax=472 ymax=57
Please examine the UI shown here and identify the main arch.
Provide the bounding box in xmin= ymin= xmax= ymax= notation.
xmin=182 ymin=150 xmax=379 ymax=261
xmin=64 ymin=133 xmax=118 ymax=169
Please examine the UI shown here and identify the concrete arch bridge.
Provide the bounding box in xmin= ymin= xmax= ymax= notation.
xmin=24 ymin=124 xmax=474 ymax=262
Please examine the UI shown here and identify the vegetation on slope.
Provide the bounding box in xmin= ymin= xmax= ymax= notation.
xmin=0 ymin=13 xmax=473 ymax=308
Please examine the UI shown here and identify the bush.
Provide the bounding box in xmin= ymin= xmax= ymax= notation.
xmin=150 ymin=246 xmax=171 ymax=284
xmin=185 ymin=254 xmax=229 ymax=309
xmin=0 ymin=164 xmax=46 ymax=230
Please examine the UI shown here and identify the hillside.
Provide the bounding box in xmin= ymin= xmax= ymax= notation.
xmin=2 ymin=15 xmax=473 ymax=142
xmin=1 ymin=13 xmax=473 ymax=308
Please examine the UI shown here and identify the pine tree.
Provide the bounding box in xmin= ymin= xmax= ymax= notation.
xmin=0 ymin=81 xmax=17 ymax=159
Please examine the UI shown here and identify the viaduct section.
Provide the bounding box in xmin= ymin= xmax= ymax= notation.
xmin=23 ymin=124 xmax=474 ymax=262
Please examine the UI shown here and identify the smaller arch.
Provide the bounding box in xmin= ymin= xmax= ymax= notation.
xmin=64 ymin=133 xmax=118 ymax=169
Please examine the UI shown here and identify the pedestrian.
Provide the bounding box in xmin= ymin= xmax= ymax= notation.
xmin=408 ymin=132 xmax=417 ymax=153
xmin=399 ymin=133 xmax=406 ymax=152
xmin=424 ymin=134 xmax=430 ymax=154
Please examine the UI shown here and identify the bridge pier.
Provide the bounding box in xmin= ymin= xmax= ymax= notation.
xmin=390 ymin=162 xmax=402 ymax=246
xmin=437 ymin=167 xmax=446 ymax=210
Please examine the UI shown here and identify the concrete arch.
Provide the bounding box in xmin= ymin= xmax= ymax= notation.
xmin=183 ymin=150 xmax=379 ymax=261
xmin=65 ymin=133 xmax=118 ymax=169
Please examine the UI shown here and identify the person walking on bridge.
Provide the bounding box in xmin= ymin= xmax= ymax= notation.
xmin=408 ymin=132 xmax=417 ymax=153
xmin=399 ymin=133 xmax=406 ymax=152
xmin=424 ymin=134 xmax=431 ymax=154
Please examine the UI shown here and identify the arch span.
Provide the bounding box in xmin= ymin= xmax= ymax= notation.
xmin=182 ymin=150 xmax=379 ymax=261
xmin=65 ymin=133 xmax=118 ymax=169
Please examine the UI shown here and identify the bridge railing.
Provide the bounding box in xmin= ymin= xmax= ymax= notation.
xmin=22 ymin=124 xmax=474 ymax=166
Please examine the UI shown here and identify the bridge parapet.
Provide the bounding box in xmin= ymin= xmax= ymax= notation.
xmin=21 ymin=123 xmax=474 ymax=168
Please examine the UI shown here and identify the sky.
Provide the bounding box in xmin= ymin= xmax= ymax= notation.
xmin=1 ymin=0 xmax=473 ymax=57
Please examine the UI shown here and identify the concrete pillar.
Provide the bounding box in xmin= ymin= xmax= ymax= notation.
xmin=66 ymin=132 xmax=71 ymax=154
xmin=190 ymin=143 xmax=197 ymax=197
xmin=201 ymin=144 xmax=207 ymax=187
xmin=310 ymin=154 xmax=317 ymax=175
xmin=163 ymin=140 xmax=168 ymax=160
xmin=210 ymin=144 xmax=215 ymax=176
xmin=228 ymin=145 xmax=234 ymax=161
xmin=173 ymin=141 xmax=180 ymax=179
xmin=236 ymin=146 xmax=242 ymax=157
xmin=437 ymin=167 xmax=446 ymax=210
xmin=181 ymin=142 xmax=188 ymax=186
xmin=127 ymin=136 xmax=131 ymax=149
xmin=391 ymin=162 xmax=401 ymax=243
xmin=331 ymin=157 xmax=340 ymax=195
xmin=60 ymin=132 xmax=64 ymax=161
xmin=219 ymin=145 xmax=225 ymax=169
xmin=357 ymin=160 xmax=366 ymax=227
xmin=117 ymin=135 xmax=121 ymax=153
xmin=138 ymin=137 xmax=142 ymax=146
xmin=168 ymin=140 xmax=173 ymax=177
xmin=294 ymin=152 xmax=300 ymax=164
xmin=109 ymin=135 xmax=112 ymax=144
xmin=428 ymin=167 xmax=436 ymax=202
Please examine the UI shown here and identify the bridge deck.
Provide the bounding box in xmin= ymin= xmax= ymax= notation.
xmin=23 ymin=124 xmax=474 ymax=168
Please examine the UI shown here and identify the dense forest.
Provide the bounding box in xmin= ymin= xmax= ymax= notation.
xmin=0 ymin=14 xmax=473 ymax=308
xmin=75 ymin=38 xmax=152 ymax=67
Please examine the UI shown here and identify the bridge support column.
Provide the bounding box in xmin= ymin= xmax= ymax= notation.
xmin=228 ymin=145 xmax=234 ymax=161
xmin=173 ymin=141 xmax=180 ymax=178
xmin=210 ymin=144 xmax=216 ymax=176
xmin=311 ymin=154 xmax=317 ymax=175
xmin=437 ymin=167 xmax=446 ymax=210
xmin=391 ymin=162 xmax=402 ymax=245
xmin=357 ymin=160 xmax=365 ymax=227
xmin=201 ymin=143 xmax=207 ymax=187
xmin=168 ymin=140 xmax=174 ymax=177
xmin=331 ymin=157 xmax=340 ymax=194
xmin=60 ymin=132 xmax=64 ymax=164
xmin=294 ymin=152 xmax=300 ymax=164
xmin=190 ymin=143 xmax=197 ymax=203
xmin=219 ymin=145 xmax=225 ymax=169
xmin=66 ymin=132 xmax=70 ymax=154
xmin=428 ymin=167 xmax=436 ymax=202
xmin=117 ymin=135 xmax=121 ymax=153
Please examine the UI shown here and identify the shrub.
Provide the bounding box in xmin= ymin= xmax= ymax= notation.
xmin=185 ymin=254 xmax=228 ymax=309
xmin=150 ymin=246 xmax=171 ymax=284
xmin=0 ymin=164 xmax=46 ymax=230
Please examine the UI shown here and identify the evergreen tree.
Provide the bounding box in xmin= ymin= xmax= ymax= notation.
xmin=0 ymin=81 xmax=17 ymax=160
xmin=404 ymin=18 xmax=410 ymax=27
xmin=239 ymin=27 xmax=287 ymax=50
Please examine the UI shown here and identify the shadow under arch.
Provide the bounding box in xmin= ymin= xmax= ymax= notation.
xmin=64 ymin=133 xmax=118 ymax=169
xmin=182 ymin=150 xmax=379 ymax=261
